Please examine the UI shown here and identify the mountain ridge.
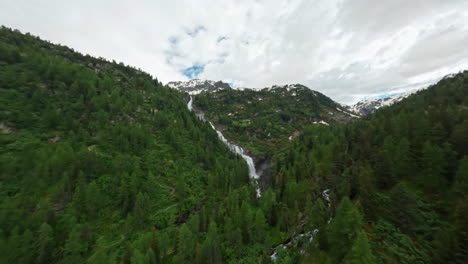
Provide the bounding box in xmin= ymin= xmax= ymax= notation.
xmin=347 ymin=87 xmax=427 ymax=116
xmin=348 ymin=73 xmax=461 ymax=116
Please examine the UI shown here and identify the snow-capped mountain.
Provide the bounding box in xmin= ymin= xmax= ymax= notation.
xmin=168 ymin=79 xmax=427 ymax=117
xmin=348 ymin=87 xmax=427 ymax=116
xmin=168 ymin=80 xmax=359 ymax=121
xmin=261 ymin=83 xmax=313 ymax=93
xmin=167 ymin=80 xmax=316 ymax=95
xmin=167 ymin=79 xmax=231 ymax=94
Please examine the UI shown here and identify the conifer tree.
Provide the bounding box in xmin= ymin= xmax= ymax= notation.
xmin=202 ymin=221 xmax=222 ymax=264
xmin=36 ymin=222 xmax=54 ymax=264
xmin=344 ymin=231 xmax=375 ymax=264
xmin=327 ymin=197 xmax=362 ymax=262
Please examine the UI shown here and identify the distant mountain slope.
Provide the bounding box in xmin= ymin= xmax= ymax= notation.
xmin=179 ymin=82 xmax=358 ymax=156
xmin=348 ymin=74 xmax=460 ymax=116
xmin=348 ymin=87 xmax=427 ymax=116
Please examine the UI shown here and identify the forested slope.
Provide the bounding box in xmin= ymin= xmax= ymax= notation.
xmin=269 ymin=71 xmax=468 ymax=263
xmin=0 ymin=27 xmax=259 ymax=263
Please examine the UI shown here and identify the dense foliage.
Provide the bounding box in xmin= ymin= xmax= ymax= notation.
xmin=1 ymin=27 xmax=467 ymax=264
xmin=269 ymin=72 xmax=468 ymax=263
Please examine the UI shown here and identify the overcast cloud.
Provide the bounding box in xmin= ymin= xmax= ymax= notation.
xmin=1 ymin=0 xmax=467 ymax=104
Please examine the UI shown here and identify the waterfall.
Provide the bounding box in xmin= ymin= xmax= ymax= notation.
xmin=187 ymin=96 xmax=193 ymax=111
xmin=209 ymin=122 xmax=258 ymax=180
xmin=187 ymin=96 xmax=260 ymax=195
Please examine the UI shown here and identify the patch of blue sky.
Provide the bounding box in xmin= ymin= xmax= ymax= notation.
xmin=376 ymin=92 xmax=401 ymax=100
xmin=182 ymin=64 xmax=205 ymax=79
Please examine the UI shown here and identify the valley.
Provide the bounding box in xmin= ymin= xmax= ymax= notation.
xmin=1 ymin=26 xmax=467 ymax=264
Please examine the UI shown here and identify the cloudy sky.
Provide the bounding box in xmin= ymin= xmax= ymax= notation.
xmin=1 ymin=0 xmax=468 ymax=104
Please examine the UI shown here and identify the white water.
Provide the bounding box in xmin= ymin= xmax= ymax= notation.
xmin=271 ymin=229 xmax=319 ymax=261
xmin=187 ymin=97 xmax=260 ymax=195
xmin=271 ymin=189 xmax=332 ymax=261
xmin=187 ymin=96 xmax=193 ymax=111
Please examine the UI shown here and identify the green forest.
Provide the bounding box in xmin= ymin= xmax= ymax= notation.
xmin=1 ymin=26 xmax=467 ymax=264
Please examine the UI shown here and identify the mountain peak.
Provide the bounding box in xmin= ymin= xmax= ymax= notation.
xmin=263 ymin=83 xmax=310 ymax=92
xmin=167 ymin=79 xmax=231 ymax=94
xmin=349 ymin=87 xmax=427 ymax=116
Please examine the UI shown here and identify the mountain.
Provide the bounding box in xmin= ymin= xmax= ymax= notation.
xmin=167 ymin=79 xmax=231 ymax=94
xmin=174 ymin=81 xmax=358 ymax=156
xmin=348 ymin=87 xmax=427 ymax=116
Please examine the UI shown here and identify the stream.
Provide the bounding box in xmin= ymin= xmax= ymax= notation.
xmin=187 ymin=97 xmax=261 ymax=196
xmin=270 ymin=189 xmax=332 ymax=261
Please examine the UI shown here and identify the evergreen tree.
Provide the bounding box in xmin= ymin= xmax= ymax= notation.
xmin=253 ymin=209 xmax=267 ymax=243
xmin=133 ymin=192 xmax=150 ymax=227
xmin=61 ymin=227 xmax=85 ymax=264
xmin=327 ymin=197 xmax=363 ymax=262
xmin=454 ymin=157 xmax=468 ymax=196
xmin=87 ymin=237 xmax=116 ymax=264
xmin=176 ymin=224 xmax=195 ymax=263
xmin=202 ymin=221 xmax=222 ymax=264
xmin=35 ymin=222 xmax=54 ymax=264
xmin=388 ymin=183 xmax=423 ymax=233
xmin=421 ymin=141 xmax=446 ymax=190
xmin=344 ymin=231 xmax=375 ymax=264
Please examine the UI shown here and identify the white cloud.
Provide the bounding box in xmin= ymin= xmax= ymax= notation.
xmin=1 ymin=0 xmax=468 ymax=104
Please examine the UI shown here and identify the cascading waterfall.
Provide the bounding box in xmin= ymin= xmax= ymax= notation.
xmin=187 ymin=96 xmax=193 ymax=111
xmin=187 ymin=97 xmax=260 ymax=195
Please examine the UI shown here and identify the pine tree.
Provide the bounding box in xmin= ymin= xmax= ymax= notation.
xmin=145 ymin=248 xmax=158 ymax=264
xmin=308 ymin=198 xmax=327 ymax=229
xmin=344 ymin=231 xmax=375 ymax=264
xmin=223 ymin=217 xmax=242 ymax=248
xmin=454 ymin=157 xmax=468 ymax=196
xmin=253 ymin=209 xmax=267 ymax=243
xmin=133 ymin=192 xmax=150 ymax=227
xmin=35 ymin=222 xmax=54 ymax=264
xmin=85 ymin=181 xmax=104 ymax=219
xmin=421 ymin=141 xmax=446 ymax=190
xmin=72 ymin=172 xmax=87 ymax=218
xmin=18 ymin=229 xmax=34 ymax=264
xmin=87 ymin=237 xmax=116 ymax=264
xmin=201 ymin=221 xmax=222 ymax=264
xmin=61 ymin=226 xmax=85 ymax=264
xmin=158 ymin=232 xmax=170 ymax=261
xmin=358 ymin=164 xmax=378 ymax=221
xmin=388 ymin=183 xmax=423 ymax=233
xmin=327 ymin=197 xmax=363 ymax=262
xmin=176 ymin=224 xmax=195 ymax=263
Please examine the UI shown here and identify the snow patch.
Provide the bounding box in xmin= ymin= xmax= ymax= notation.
xmin=349 ymin=86 xmax=428 ymax=116
xmin=336 ymin=107 xmax=360 ymax=118
xmin=313 ymin=120 xmax=329 ymax=126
